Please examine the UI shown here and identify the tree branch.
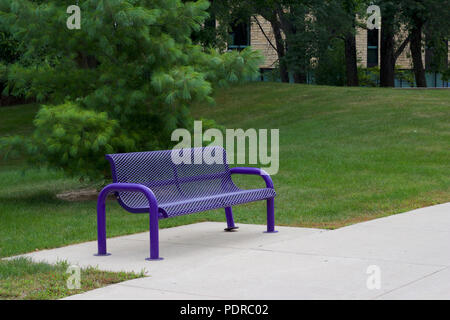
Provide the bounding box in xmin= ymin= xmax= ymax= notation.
xmin=252 ymin=15 xmax=278 ymax=52
xmin=394 ymin=35 xmax=411 ymax=61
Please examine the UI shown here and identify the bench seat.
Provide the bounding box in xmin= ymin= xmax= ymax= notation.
xmin=122 ymin=187 xmax=276 ymax=218
xmin=96 ymin=146 xmax=277 ymax=260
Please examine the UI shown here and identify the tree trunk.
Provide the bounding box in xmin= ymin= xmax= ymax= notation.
xmin=424 ymin=27 xmax=433 ymax=71
xmin=344 ymin=31 xmax=359 ymax=86
xmin=410 ymin=20 xmax=427 ymax=87
xmin=270 ymin=19 xmax=290 ymax=83
xmin=380 ymin=16 xmax=395 ymax=87
xmin=293 ymin=72 xmax=307 ymax=83
xmin=275 ymin=5 xmax=307 ymax=84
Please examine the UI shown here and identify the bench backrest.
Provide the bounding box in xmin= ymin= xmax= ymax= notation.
xmin=106 ymin=146 xmax=238 ymax=211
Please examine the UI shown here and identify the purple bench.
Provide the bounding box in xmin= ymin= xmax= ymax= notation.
xmin=96 ymin=146 xmax=277 ymax=260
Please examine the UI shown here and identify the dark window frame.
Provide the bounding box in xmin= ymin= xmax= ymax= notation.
xmin=228 ymin=19 xmax=250 ymax=51
xmin=367 ymin=29 xmax=379 ymax=67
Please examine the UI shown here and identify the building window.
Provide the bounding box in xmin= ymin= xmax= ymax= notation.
xmin=228 ymin=20 xmax=250 ymax=50
xmin=367 ymin=29 xmax=379 ymax=67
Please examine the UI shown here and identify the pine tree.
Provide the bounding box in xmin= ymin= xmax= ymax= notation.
xmin=0 ymin=0 xmax=262 ymax=179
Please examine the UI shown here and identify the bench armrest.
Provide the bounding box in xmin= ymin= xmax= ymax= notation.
xmin=96 ymin=183 xmax=161 ymax=258
xmin=229 ymin=167 xmax=274 ymax=189
xmin=98 ymin=183 xmax=158 ymax=209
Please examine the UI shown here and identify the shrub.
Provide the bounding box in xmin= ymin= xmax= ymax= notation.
xmin=358 ymin=66 xmax=380 ymax=87
xmin=0 ymin=0 xmax=263 ymax=180
xmin=1 ymin=102 xmax=135 ymax=179
xmin=314 ymin=39 xmax=347 ymax=86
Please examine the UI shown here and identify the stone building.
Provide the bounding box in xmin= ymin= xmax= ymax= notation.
xmin=228 ymin=16 xmax=449 ymax=84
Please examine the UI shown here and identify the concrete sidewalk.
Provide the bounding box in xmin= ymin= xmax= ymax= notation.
xmin=14 ymin=202 xmax=450 ymax=299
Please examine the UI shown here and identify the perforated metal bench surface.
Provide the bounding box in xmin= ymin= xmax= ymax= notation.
xmin=96 ymin=146 xmax=277 ymax=260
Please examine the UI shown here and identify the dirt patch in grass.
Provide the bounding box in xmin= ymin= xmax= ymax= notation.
xmin=56 ymin=188 xmax=115 ymax=202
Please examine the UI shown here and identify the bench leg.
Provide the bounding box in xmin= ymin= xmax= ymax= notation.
xmin=224 ymin=207 xmax=239 ymax=231
xmin=264 ymin=198 xmax=277 ymax=233
xmin=146 ymin=210 xmax=163 ymax=261
xmin=95 ymin=195 xmax=111 ymax=256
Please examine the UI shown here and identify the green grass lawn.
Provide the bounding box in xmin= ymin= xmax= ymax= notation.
xmin=1 ymin=83 xmax=449 ymax=260
xmin=0 ymin=258 xmax=143 ymax=300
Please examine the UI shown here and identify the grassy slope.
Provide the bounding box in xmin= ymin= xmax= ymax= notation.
xmin=0 ymin=83 xmax=449 ymax=258
xmin=192 ymin=83 xmax=450 ymax=227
